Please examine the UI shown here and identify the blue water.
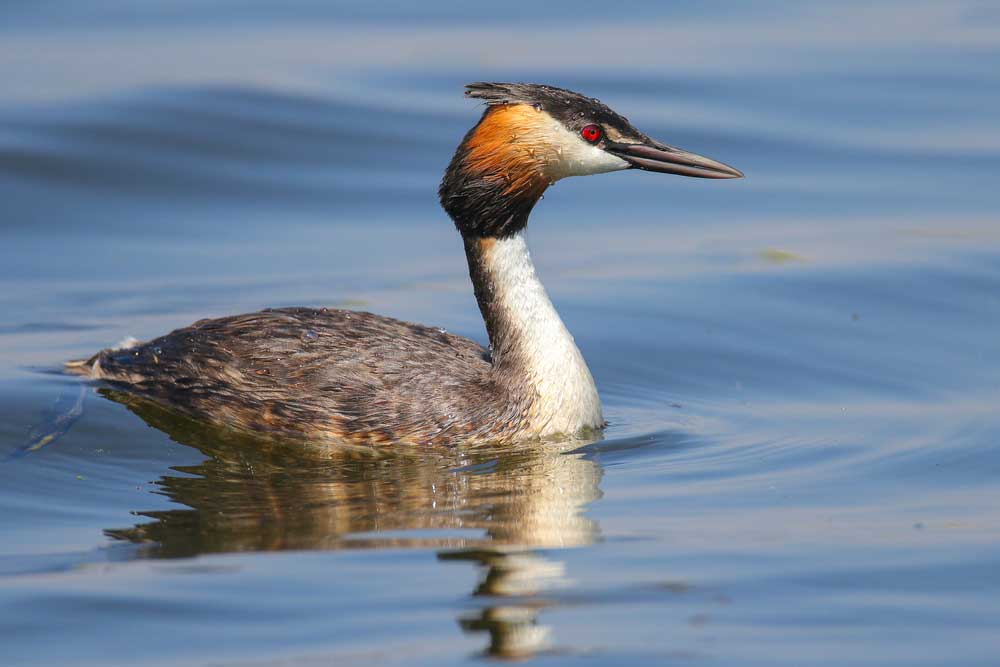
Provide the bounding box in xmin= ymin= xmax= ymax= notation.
xmin=1 ymin=2 xmax=999 ymax=665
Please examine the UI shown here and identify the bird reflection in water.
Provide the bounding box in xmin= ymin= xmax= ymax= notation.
xmin=102 ymin=388 xmax=604 ymax=659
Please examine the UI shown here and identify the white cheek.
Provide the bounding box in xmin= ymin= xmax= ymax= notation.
xmin=538 ymin=115 xmax=629 ymax=180
xmin=554 ymin=142 xmax=630 ymax=178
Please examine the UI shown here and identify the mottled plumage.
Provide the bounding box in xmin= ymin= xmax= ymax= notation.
xmin=84 ymin=308 xmax=533 ymax=445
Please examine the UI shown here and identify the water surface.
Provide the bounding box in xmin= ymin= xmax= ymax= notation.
xmin=1 ymin=2 xmax=999 ymax=665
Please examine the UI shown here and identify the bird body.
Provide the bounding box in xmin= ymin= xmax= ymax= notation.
xmin=86 ymin=307 xmax=526 ymax=445
xmin=73 ymin=82 xmax=741 ymax=446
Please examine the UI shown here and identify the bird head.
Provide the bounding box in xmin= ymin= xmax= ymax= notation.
xmin=439 ymin=82 xmax=742 ymax=238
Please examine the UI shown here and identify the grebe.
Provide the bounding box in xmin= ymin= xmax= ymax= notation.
xmin=71 ymin=83 xmax=741 ymax=446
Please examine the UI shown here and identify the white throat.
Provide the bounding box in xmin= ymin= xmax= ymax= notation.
xmin=485 ymin=232 xmax=603 ymax=436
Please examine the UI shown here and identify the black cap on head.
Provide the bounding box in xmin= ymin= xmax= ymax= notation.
xmin=464 ymin=82 xmax=648 ymax=144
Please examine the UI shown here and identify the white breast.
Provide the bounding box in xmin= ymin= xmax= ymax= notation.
xmin=486 ymin=232 xmax=604 ymax=436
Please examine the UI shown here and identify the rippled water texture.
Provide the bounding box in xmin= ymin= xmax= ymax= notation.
xmin=1 ymin=2 xmax=999 ymax=665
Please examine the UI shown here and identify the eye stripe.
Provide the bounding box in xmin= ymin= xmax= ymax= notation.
xmin=580 ymin=124 xmax=603 ymax=143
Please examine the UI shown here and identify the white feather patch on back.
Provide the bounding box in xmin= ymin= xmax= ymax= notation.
xmin=113 ymin=336 xmax=141 ymax=350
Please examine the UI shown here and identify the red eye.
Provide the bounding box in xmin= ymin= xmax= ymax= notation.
xmin=580 ymin=124 xmax=603 ymax=143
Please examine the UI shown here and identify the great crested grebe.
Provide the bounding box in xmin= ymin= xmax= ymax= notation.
xmin=70 ymin=83 xmax=741 ymax=446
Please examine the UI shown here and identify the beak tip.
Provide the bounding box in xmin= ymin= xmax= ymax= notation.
xmin=706 ymin=159 xmax=743 ymax=179
xmin=609 ymin=141 xmax=743 ymax=180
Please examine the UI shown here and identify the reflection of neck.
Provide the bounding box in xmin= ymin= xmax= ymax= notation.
xmin=465 ymin=232 xmax=603 ymax=437
xmin=454 ymin=549 xmax=562 ymax=659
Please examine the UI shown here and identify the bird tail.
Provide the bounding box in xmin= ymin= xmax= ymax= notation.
xmin=64 ymin=355 xmax=99 ymax=376
xmin=63 ymin=336 xmax=141 ymax=379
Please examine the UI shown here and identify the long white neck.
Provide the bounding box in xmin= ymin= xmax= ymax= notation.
xmin=470 ymin=231 xmax=603 ymax=437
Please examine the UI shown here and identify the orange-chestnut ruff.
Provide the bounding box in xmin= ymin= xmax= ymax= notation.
xmin=463 ymin=104 xmax=557 ymax=201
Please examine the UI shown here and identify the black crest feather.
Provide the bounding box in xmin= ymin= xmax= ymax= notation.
xmin=465 ymin=82 xmax=594 ymax=111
